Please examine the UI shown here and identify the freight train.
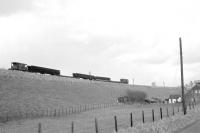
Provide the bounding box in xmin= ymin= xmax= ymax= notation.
xmin=10 ymin=62 xmax=60 ymax=75
xmin=9 ymin=62 xmax=129 ymax=84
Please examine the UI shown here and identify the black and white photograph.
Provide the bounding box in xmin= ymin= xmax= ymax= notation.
xmin=0 ymin=0 xmax=200 ymax=133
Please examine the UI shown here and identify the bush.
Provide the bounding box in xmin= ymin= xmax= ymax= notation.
xmin=126 ymin=89 xmax=147 ymax=103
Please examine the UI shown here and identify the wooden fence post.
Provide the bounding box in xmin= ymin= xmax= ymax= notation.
xmin=192 ymin=103 xmax=194 ymax=109
xmin=58 ymin=109 xmax=61 ymax=117
xmin=152 ymin=109 xmax=154 ymax=122
xmin=61 ymin=108 xmax=64 ymax=116
xmin=18 ymin=111 xmax=22 ymax=119
xmin=189 ymin=103 xmax=191 ymax=110
xmin=114 ymin=116 xmax=118 ymax=132
xmin=79 ymin=105 xmax=82 ymax=113
xmin=6 ymin=113 xmax=8 ymax=122
xmin=167 ymin=107 xmax=169 ymax=117
xmin=41 ymin=110 xmax=44 ymax=118
xmin=25 ymin=112 xmax=28 ymax=119
xmin=142 ymin=110 xmax=144 ymax=123
xmin=66 ymin=108 xmax=68 ymax=116
xmin=71 ymin=121 xmax=74 ymax=133
xmin=173 ymin=106 xmax=175 ymax=116
xmin=46 ymin=109 xmax=49 ymax=117
xmin=31 ymin=111 xmax=34 ymax=119
xmin=160 ymin=108 xmax=163 ymax=119
xmin=39 ymin=110 xmax=42 ymax=118
xmin=178 ymin=106 xmax=179 ymax=112
xmin=47 ymin=109 xmax=50 ymax=117
xmin=95 ymin=118 xmax=99 ymax=133
xmin=40 ymin=110 xmax=43 ymax=118
xmin=130 ymin=113 xmax=133 ymax=127
xmin=70 ymin=107 xmax=72 ymax=115
xmin=185 ymin=105 xmax=187 ymax=112
xmin=72 ymin=107 xmax=74 ymax=114
xmin=54 ymin=109 xmax=57 ymax=117
xmin=38 ymin=123 xmax=42 ymax=133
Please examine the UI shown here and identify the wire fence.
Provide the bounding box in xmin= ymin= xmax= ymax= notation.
xmin=0 ymin=102 xmax=125 ymax=123
xmin=0 ymin=102 xmax=197 ymax=133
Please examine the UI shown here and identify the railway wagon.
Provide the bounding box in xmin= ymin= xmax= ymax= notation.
xmin=94 ymin=76 xmax=111 ymax=81
xmin=28 ymin=65 xmax=60 ymax=75
xmin=120 ymin=79 xmax=129 ymax=84
xmin=72 ymin=73 xmax=94 ymax=80
xmin=10 ymin=62 xmax=28 ymax=71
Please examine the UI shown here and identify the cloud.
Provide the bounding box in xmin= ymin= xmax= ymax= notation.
xmin=0 ymin=0 xmax=36 ymax=15
xmin=182 ymin=40 xmax=200 ymax=65
xmin=1 ymin=0 xmax=200 ymax=86
xmin=113 ymin=43 xmax=172 ymax=65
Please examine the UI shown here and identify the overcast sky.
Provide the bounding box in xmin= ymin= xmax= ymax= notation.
xmin=1 ymin=0 xmax=200 ymax=86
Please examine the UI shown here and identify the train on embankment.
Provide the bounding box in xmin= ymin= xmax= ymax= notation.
xmin=10 ymin=62 xmax=60 ymax=75
xmin=9 ymin=62 xmax=129 ymax=84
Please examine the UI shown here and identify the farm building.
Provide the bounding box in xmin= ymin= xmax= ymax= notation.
xmin=190 ymin=83 xmax=200 ymax=94
xmin=168 ymin=94 xmax=181 ymax=103
xmin=164 ymin=98 xmax=169 ymax=104
xmin=185 ymin=83 xmax=200 ymax=103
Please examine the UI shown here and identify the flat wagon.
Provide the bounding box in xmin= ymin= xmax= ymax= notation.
xmin=28 ymin=65 xmax=60 ymax=75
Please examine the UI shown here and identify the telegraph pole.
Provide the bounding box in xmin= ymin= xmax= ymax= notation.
xmin=179 ymin=37 xmax=187 ymax=115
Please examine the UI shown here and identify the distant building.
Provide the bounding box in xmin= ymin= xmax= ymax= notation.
xmin=185 ymin=83 xmax=200 ymax=103
xmin=194 ymin=80 xmax=200 ymax=84
xmin=169 ymin=94 xmax=181 ymax=103
xmin=192 ymin=83 xmax=200 ymax=94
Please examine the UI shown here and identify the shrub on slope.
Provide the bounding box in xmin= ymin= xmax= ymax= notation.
xmin=126 ymin=89 xmax=147 ymax=103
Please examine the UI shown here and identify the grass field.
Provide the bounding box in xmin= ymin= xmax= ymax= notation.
xmin=0 ymin=69 xmax=183 ymax=133
xmin=0 ymin=69 xmax=180 ymax=117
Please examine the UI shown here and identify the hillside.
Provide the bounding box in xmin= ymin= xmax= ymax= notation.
xmin=0 ymin=69 xmax=180 ymax=115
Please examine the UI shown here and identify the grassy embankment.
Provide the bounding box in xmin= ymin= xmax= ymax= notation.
xmin=0 ymin=69 xmax=180 ymax=116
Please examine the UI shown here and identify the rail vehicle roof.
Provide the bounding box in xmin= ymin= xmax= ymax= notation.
xmin=11 ymin=62 xmax=27 ymax=65
xmin=28 ymin=65 xmax=60 ymax=71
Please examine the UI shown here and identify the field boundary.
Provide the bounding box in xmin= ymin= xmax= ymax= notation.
xmin=0 ymin=102 xmax=125 ymax=123
xmin=22 ymin=102 xmax=197 ymax=133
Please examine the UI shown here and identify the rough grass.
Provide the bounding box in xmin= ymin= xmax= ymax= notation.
xmin=0 ymin=69 xmax=180 ymax=117
xmin=117 ymin=107 xmax=200 ymax=133
xmin=0 ymin=104 xmax=179 ymax=133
